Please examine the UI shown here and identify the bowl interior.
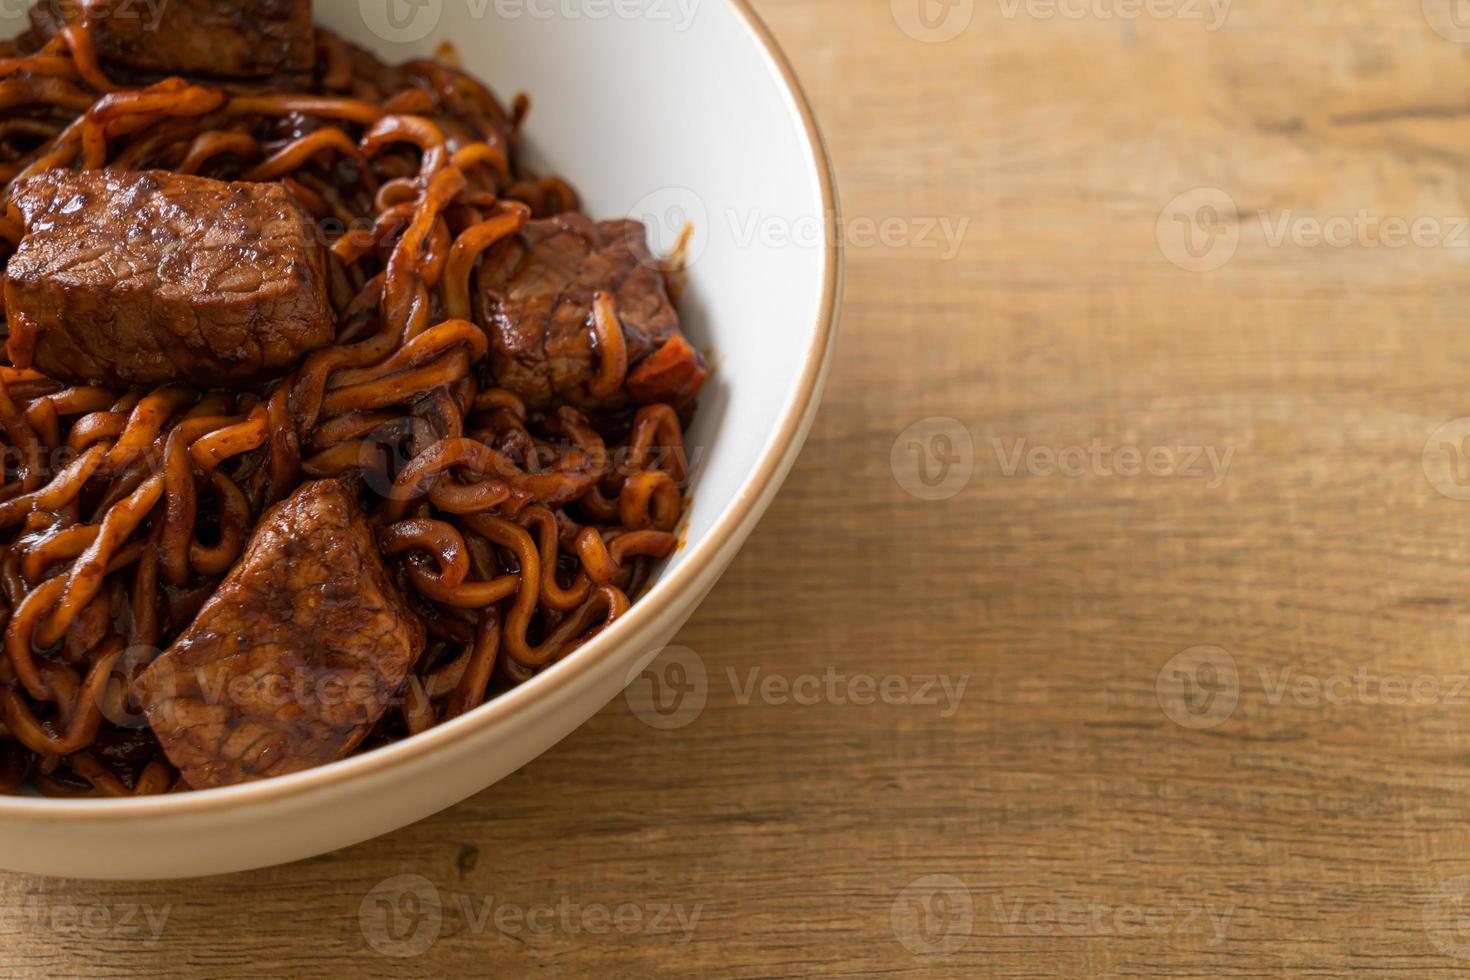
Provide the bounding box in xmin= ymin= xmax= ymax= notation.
xmin=333 ymin=0 xmax=831 ymax=592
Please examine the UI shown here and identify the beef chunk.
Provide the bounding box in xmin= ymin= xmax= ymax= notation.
xmin=4 ymin=168 xmax=332 ymax=388
xmin=134 ymin=480 xmax=425 ymax=789
xmin=476 ymin=214 xmax=707 ymax=410
xmin=28 ymin=0 xmax=314 ymax=79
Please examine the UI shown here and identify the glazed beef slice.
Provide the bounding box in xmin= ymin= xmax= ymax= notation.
xmin=476 ymin=214 xmax=707 ymax=410
xmin=5 ymin=169 xmax=332 ymax=388
xmin=134 ymin=480 xmax=425 ymax=789
xmin=28 ymin=0 xmax=314 ymax=79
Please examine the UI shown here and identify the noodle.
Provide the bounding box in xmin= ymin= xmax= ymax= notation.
xmin=0 ymin=25 xmax=694 ymax=796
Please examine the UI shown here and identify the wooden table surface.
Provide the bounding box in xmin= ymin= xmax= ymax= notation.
xmin=11 ymin=0 xmax=1470 ymax=975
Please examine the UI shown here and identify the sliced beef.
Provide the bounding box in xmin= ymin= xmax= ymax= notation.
xmin=5 ymin=168 xmax=332 ymax=388
xmin=133 ymin=480 xmax=425 ymax=789
xmin=475 ymin=214 xmax=707 ymax=410
xmin=28 ymin=0 xmax=314 ymax=79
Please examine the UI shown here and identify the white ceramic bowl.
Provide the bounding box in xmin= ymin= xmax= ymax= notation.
xmin=0 ymin=0 xmax=838 ymax=878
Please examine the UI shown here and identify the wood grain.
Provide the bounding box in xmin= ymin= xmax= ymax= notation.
xmin=10 ymin=0 xmax=1470 ymax=975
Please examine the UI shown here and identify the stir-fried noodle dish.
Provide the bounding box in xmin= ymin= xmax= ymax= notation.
xmin=0 ymin=0 xmax=708 ymax=793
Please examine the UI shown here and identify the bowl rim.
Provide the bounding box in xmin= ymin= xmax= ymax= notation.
xmin=0 ymin=0 xmax=841 ymax=822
